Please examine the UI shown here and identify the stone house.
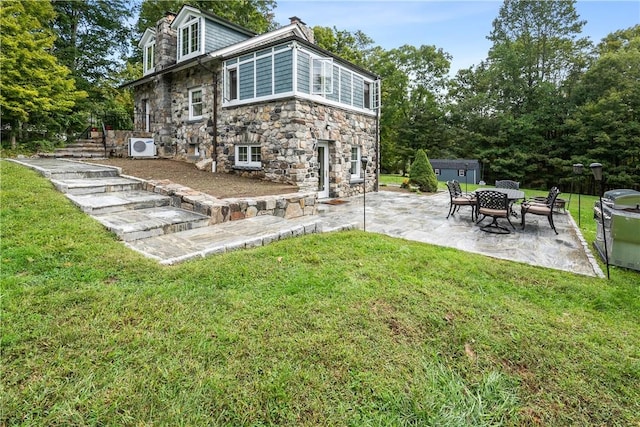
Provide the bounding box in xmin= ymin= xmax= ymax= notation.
xmin=124 ymin=5 xmax=381 ymax=199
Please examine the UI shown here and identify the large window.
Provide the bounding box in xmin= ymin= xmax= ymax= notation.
xmin=235 ymin=145 xmax=262 ymax=168
xmin=179 ymin=16 xmax=201 ymax=60
xmin=143 ymin=41 xmax=155 ymax=74
xmin=189 ymin=87 xmax=203 ymax=120
xmin=312 ymin=58 xmax=333 ymax=94
xmin=350 ymin=146 xmax=361 ymax=180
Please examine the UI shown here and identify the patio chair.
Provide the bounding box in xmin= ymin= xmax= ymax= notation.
xmin=446 ymin=180 xmax=476 ymax=221
xmin=495 ymin=180 xmax=520 ymax=190
xmin=521 ymin=186 xmax=561 ymax=234
xmin=496 ymin=179 xmax=521 ymax=216
xmin=475 ymin=190 xmax=515 ymax=234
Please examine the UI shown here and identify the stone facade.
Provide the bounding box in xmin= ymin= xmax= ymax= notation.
xmin=129 ymin=10 xmax=379 ymax=199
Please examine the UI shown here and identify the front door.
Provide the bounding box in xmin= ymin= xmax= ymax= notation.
xmin=317 ymin=142 xmax=329 ymax=199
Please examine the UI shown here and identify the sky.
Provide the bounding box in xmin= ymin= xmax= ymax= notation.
xmin=272 ymin=0 xmax=640 ymax=74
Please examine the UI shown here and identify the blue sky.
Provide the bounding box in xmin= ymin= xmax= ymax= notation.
xmin=272 ymin=0 xmax=640 ymax=74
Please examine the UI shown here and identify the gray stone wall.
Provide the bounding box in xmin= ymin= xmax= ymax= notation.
xmin=218 ymin=99 xmax=377 ymax=197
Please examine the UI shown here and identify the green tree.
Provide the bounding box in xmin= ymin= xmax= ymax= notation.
xmin=313 ymin=26 xmax=374 ymax=67
xmin=468 ymin=0 xmax=591 ymax=187
xmin=567 ymin=25 xmax=640 ymax=189
xmin=52 ymin=0 xmax=134 ymax=95
xmin=0 ymin=0 xmax=86 ymax=148
xmin=409 ymin=149 xmax=438 ymax=192
xmin=370 ymin=45 xmax=451 ymax=173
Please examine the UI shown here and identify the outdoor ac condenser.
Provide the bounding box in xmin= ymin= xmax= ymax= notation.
xmin=129 ymin=138 xmax=156 ymax=158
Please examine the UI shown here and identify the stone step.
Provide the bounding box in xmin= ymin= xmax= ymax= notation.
xmin=51 ymin=176 xmax=144 ymax=195
xmin=65 ymin=190 xmax=172 ymax=214
xmin=93 ymin=206 xmax=211 ymax=242
xmin=51 ymin=151 xmax=109 ymax=159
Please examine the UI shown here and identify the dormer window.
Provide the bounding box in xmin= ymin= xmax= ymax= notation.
xmin=178 ymin=15 xmax=202 ymax=60
xmin=143 ymin=41 xmax=155 ymax=74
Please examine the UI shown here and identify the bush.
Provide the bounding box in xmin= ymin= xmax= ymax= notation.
xmin=409 ymin=149 xmax=438 ymax=192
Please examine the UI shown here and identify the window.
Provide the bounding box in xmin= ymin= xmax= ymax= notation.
xmin=189 ymin=88 xmax=203 ymax=120
xmin=363 ymin=82 xmax=370 ymax=109
xmin=227 ymin=67 xmax=238 ymax=100
xmin=179 ymin=16 xmax=201 ymax=59
xmin=434 ymin=168 xmax=441 ymax=176
xmin=458 ymin=169 xmax=466 ymax=177
xmin=235 ymin=145 xmax=262 ymax=167
xmin=350 ymin=146 xmax=361 ymax=180
xmin=143 ymin=41 xmax=155 ymax=74
xmin=312 ymin=58 xmax=333 ymax=94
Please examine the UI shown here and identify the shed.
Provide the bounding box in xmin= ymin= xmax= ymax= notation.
xmin=429 ymin=159 xmax=481 ymax=185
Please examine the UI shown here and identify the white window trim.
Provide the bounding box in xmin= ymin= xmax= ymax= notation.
xmin=178 ymin=16 xmax=203 ymax=61
xmin=235 ymin=145 xmax=262 ymax=168
xmin=189 ymin=87 xmax=203 ymax=121
xmin=434 ymin=168 xmax=441 ymax=176
xmin=143 ymin=41 xmax=155 ymax=75
xmin=312 ymin=57 xmax=333 ymax=95
xmin=458 ymin=169 xmax=466 ymax=177
xmin=225 ymin=64 xmax=238 ymax=101
xmin=350 ymin=146 xmax=361 ymax=181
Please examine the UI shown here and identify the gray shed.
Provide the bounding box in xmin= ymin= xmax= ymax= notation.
xmin=429 ymin=159 xmax=481 ymax=185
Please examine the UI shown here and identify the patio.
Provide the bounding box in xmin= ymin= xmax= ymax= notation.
xmin=317 ymin=190 xmax=604 ymax=277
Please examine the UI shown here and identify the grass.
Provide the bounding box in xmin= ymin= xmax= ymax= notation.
xmin=2 ymin=160 xmax=639 ymax=425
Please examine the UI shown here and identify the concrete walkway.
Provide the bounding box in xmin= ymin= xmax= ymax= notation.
xmin=9 ymin=158 xmax=603 ymax=277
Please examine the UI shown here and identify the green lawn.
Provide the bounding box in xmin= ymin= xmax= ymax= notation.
xmin=2 ymin=161 xmax=639 ymax=426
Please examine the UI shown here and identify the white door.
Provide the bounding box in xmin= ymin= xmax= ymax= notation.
xmin=317 ymin=142 xmax=329 ymax=199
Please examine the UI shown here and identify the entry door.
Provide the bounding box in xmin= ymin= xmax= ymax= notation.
xmin=317 ymin=142 xmax=329 ymax=199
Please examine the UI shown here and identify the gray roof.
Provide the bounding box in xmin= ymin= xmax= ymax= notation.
xmin=430 ymin=159 xmax=480 ymax=169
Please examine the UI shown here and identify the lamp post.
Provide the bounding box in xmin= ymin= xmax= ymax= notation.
xmin=590 ymin=162 xmax=609 ymax=279
xmin=573 ymin=163 xmax=583 ymax=228
xmin=361 ymin=156 xmax=369 ymax=231
xmin=464 ymin=162 xmax=469 ymax=194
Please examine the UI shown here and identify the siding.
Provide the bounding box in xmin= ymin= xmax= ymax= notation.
xmin=339 ymin=69 xmax=352 ymax=105
xmin=274 ymin=50 xmax=293 ymax=94
xmin=353 ymin=74 xmax=364 ymax=108
xmin=255 ymin=56 xmax=272 ymax=97
xmin=297 ymin=52 xmax=310 ymax=94
xmin=239 ymin=62 xmax=254 ymax=100
xmin=204 ymin=20 xmax=251 ymax=52
xmin=327 ymin=65 xmax=339 ymax=102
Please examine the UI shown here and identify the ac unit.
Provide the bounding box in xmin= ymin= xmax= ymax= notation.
xmin=129 ymin=138 xmax=156 ymax=157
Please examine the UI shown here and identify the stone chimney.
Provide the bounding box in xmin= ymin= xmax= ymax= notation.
xmin=289 ymin=16 xmax=314 ymax=44
xmin=155 ymin=12 xmax=177 ymax=70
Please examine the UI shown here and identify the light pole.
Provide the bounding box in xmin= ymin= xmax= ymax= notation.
xmin=361 ymin=156 xmax=369 ymax=231
xmin=590 ymin=162 xmax=609 ymax=279
xmin=573 ymin=163 xmax=583 ymax=228
xmin=464 ymin=162 xmax=469 ymax=194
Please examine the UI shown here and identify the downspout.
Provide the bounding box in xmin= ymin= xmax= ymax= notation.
xmin=212 ymin=71 xmax=218 ymax=172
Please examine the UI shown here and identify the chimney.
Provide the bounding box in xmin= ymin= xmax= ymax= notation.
xmin=289 ymin=16 xmax=314 ymax=44
xmin=155 ymin=12 xmax=177 ymax=70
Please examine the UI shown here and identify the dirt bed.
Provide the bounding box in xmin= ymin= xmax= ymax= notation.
xmin=85 ymin=158 xmax=298 ymax=199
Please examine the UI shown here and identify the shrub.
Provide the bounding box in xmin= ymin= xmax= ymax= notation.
xmin=409 ymin=149 xmax=438 ymax=192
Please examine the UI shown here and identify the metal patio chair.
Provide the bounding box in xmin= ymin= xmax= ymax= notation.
xmin=521 ymin=186 xmax=561 ymax=235
xmin=476 ymin=190 xmax=515 ymax=234
xmin=446 ymin=180 xmax=476 ymax=221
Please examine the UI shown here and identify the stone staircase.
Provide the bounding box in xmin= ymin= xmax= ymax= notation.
xmin=39 ymin=137 xmax=114 ymax=159
xmin=44 ymin=161 xmax=211 ymax=242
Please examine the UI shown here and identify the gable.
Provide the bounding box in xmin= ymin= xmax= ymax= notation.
xmin=138 ymin=28 xmax=155 ymax=48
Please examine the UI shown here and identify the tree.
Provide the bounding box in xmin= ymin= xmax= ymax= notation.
xmin=370 ymin=45 xmax=451 ymax=173
xmin=313 ymin=26 xmax=374 ymax=67
xmin=52 ymin=0 xmax=134 ymax=95
xmin=567 ymin=25 xmax=640 ymax=189
xmin=409 ymin=149 xmax=438 ymax=192
xmin=0 ymin=0 xmax=86 ymax=148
